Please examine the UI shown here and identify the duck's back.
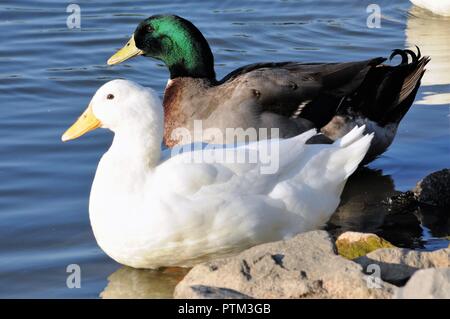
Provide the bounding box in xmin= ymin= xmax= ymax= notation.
xmin=163 ymin=59 xmax=378 ymax=146
xmin=164 ymin=51 xmax=428 ymax=167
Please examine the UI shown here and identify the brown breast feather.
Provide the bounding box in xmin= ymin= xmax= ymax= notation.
xmin=163 ymin=80 xmax=185 ymax=147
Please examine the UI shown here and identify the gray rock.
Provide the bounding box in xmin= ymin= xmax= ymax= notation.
xmin=395 ymin=268 xmax=450 ymax=299
xmin=188 ymin=286 xmax=252 ymax=299
xmin=174 ymin=231 xmax=395 ymax=299
xmin=355 ymin=248 xmax=449 ymax=284
xmin=414 ymin=169 xmax=450 ymax=208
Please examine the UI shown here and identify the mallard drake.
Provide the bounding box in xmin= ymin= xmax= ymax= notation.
xmin=61 ymin=79 xmax=372 ymax=269
xmin=410 ymin=0 xmax=450 ymax=16
xmin=107 ymin=15 xmax=429 ymax=163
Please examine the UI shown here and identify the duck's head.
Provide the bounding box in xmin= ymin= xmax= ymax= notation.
xmin=107 ymin=15 xmax=216 ymax=80
xmin=62 ymin=79 xmax=163 ymax=142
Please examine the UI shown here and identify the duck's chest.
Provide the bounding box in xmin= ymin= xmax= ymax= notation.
xmin=88 ymin=155 xmax=148 ymax=218
xmin=87 ymin=157 xmax=157 ymax=264
xmin=163 ymin=78 xmax=261 ymax=147
xmin=163 ymin=78 xmax=220 ymax=146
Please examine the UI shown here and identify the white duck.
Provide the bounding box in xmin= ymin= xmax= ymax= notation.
xmin=410 ymin=0 xmax=450 ymax=16
xmin=62 ymin=79 xmax=373 ymax=269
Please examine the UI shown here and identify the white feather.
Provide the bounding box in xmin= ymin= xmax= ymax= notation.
xmin=85 ymin=80 xmax=373 ymax=269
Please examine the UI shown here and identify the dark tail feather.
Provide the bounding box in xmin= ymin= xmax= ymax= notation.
xmin=349 ymin=47 xmax=430 ymax=126
xmin=384 ymin=55 xmax=430 ymax=124
xmin=378 ymin=49 xmax=430 ymax=125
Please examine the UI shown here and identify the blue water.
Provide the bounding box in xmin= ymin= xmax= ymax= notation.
xmin=0 ymin=0 xmax=448 ymax=298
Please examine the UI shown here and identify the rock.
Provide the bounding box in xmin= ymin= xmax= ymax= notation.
xmin=414 ymin=169 xmax=450 ymax=208
xmin=174 ymin=231 xmax=395 ymax=299
xmin=336 ymin=232 xmax=395 ymax=260
xmin=394 ymin=268 xmax=450 ymax=299
xmin=188 ymin=286 xmax=252 ymax=299
xmin=355 ymin=247 xmax=449 ymax=284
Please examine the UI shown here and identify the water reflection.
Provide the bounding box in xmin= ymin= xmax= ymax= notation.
xmin=406 ymin=5 xmax=450 ymax=105
xmin=417 ymin=206 xmax=450 ymax=238
xmin=327 ymin=168 xmax=450 ymax=249
xmin=100 ymin=266 xmax=189 ymax=299
xmin=327 ymin=168 xmax=398 ymax=235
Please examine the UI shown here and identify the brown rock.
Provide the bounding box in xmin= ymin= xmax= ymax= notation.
xmin=174 ymin=231 xmax=395 ymax=299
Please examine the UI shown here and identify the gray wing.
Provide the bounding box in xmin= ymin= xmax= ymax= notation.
xmin=218 ymin=58 xmax=386 ymax=132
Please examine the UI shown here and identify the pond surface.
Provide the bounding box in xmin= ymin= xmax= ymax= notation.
xmin=0 ymin=0 xmax=448 ymax=298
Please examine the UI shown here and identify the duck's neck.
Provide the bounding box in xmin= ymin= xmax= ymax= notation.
xmin=100 ymin=121 xmax=163 ymax=188
xmin=113 ymin=128 xmax=161 ymax=167
xmin=159 ymin=28 xmax=216 ymax=80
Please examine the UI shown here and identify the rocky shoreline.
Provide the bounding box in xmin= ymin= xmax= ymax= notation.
xmin=174 ymin=169 xmax=450 ymax=299
xmin=174 ymin=230 xmax=449 ymax=299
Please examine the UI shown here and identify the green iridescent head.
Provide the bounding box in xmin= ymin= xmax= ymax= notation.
xmin=108 ymin=15 xmax=216 ymax=80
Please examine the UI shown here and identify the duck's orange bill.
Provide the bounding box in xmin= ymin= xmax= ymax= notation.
xmin=107 ymin=35 xmax=144 ymax=66
xmin=61 ymin=104 xmax=101 ymax=142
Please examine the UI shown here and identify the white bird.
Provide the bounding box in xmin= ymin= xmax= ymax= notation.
xmin=62 ymin=79 xmax=373 ymax=269
xmin=410 ymin=0 xmax=450 ymax=16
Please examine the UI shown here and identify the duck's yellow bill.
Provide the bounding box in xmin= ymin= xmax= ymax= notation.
xmin=107 ymin=35 xmax=144 ymax=65
xmin=61 ymin=104 xmax=101 ymax=142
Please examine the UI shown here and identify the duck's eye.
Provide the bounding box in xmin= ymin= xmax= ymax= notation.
xmin=107 ymin=94 xmax=114 ymax=100
xmin=146 ymin=25 xmax=154 ymax=33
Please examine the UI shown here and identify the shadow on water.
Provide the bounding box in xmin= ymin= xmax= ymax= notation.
xmin=327 ymin=168 xmax=450 ymax=249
